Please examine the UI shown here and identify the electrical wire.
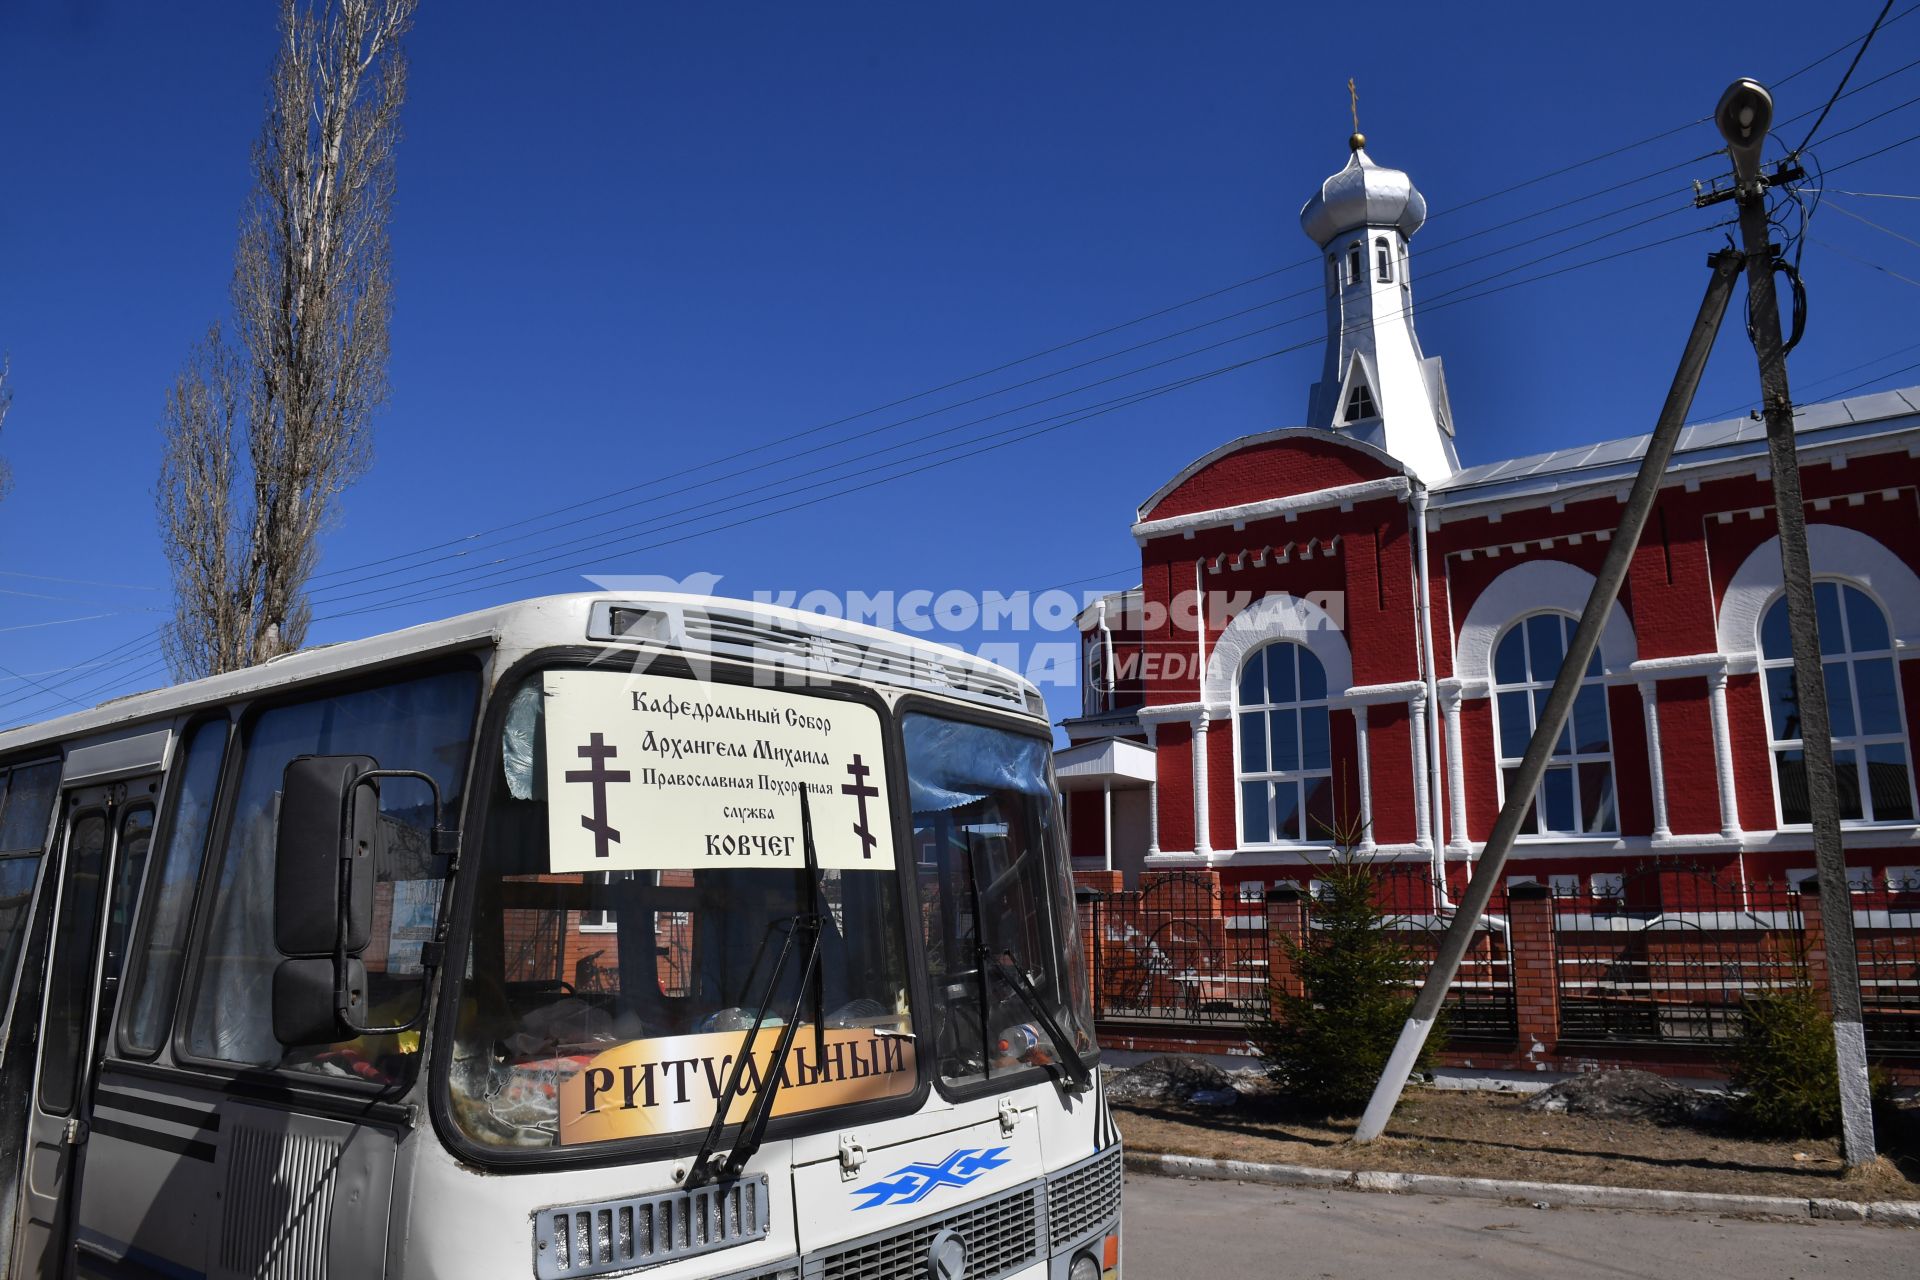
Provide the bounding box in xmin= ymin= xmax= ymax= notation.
xmin=1796 ymin=1 xmax=1901 ymax=155
xmin=305 ymin=51 xmax=1920 ymax=595
xmin=10 ymin=20 xmax=1920 ymax=723
xmin=303 ymin=207 xmax=1718 ymax=616
xmin=299 ymin=121 xmax=1920 ymax=613
xmin=307 ymin=222 xmax=1731 ymax=627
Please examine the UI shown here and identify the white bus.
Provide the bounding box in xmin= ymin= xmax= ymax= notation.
xmin=0 ymin=593 xmax=1122 ymax=1280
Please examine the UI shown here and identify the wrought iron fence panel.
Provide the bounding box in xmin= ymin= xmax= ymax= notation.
xmin=1081 ymin=873 xmax=1270 ymax=1027
xmin=1860 ymin=873 xmax=1920 ymax=1056
xmin=1371 ymin=867 xmax=1516 ymax=1041
xmin=1554 ymin=866 xmax=1805 ymax=1046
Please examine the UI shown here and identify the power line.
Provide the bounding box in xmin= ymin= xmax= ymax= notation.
xmin=306 ymin=204 xmax=1715 ymax=615
xmin=1809 ymin=234 xmax=1920 ymax=287
xmin=1822 ymin=357 xmax=1920 ymax=397
xmin=311 ymin=221 xmax=1730 ymax=626
xmin=308 ymin=193 xmax=1715 ymax=607
xmin=1796 ymin=0 xmax=1901 ymax=154
xmin=305 ymin=50 xmax=1920 ymax=595
xmin=12 ymin=23 xmax=1920 ymax=721
xmin=302 ymin=115 xmax=1920 ymax=614
xmin=1823 ymin=197 xmax=1920 ymax=250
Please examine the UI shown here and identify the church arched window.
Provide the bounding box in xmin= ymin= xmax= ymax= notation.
xmin=1375 ymin=237 xmax=1392 ymax=282
xmin=1237 ymin=642 xmax=1332 ymax=844
xmin=1328 ymin=254 xmax=1339 ymax=296
xmin=1761 ymin=580 xmax=1915 ymax=824
xmin=1491 ymin=612 xmax=1617 ymax=835
xmin=1346 ymin=242 xmax=1362 ymax=285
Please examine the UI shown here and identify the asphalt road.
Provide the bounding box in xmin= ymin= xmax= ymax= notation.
xmin=1120 ymin=1172 xmax=1919 ymax=1280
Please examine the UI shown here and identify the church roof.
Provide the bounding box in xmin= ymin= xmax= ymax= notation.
xmin=1432 ymin=386 xmax=1920 ymax=509
xmin=1299 ymin=138 xmax=1427 ymax=247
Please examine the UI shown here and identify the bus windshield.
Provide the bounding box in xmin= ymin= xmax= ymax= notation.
xmin=448 ymin=669 xmax=917 ymax=1151
xmin=903 ymin=713 xmax=1096 ymax=1087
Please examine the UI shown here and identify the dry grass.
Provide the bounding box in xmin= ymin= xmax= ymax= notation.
xmin=1115 ymin=1086 xmax=1920 ymax=1201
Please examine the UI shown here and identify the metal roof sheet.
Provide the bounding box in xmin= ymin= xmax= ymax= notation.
xmin=1434 ymin=386 xmax=1920 ymax=506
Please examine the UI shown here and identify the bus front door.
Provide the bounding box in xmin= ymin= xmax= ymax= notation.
xmin=13 ymin=778 xmax=156 ymax=1278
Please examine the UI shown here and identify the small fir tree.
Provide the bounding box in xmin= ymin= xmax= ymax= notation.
xmin=1728 ymin=985 xmax=1843 ymax=1138
xmin=1258 ymin=817 xmax=1444 ymax=1114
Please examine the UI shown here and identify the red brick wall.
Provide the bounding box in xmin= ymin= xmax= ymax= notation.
xmin=1656 ymin=678 xmax=1718 ymax=835
xmin=1143 ymin=434 xmax=1397 ymax=522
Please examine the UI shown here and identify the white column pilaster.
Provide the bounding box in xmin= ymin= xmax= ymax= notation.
xmin=1103 ymin=781 xmax=1114 ymax=873
xmin=1144 ymin=720 xmax=1160 ymax=856
xmin=1707 ymin=669 xmax=1743 ymax=839
xmin=1639 ymin=681 xmax=1672 ymax=839
xmin=1409 ymin=694 xmax=1433 ymax=851
xmin=1191 ymin=712 xmax=1212 ymax=857
xmin=1353 ymin=704 xmax=1376 ymax=852
xmin=1441 ymin=685 xmax=1470 ymax=853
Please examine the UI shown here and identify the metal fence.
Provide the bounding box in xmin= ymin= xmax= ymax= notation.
xmin=1078 ymin=867 xmax=1515 ymax=1040
xmin=1080 ymin=872 xmax=1271 ymax=1027
xmin=1860 ymin=873 xmax=1920 ymax=1056
xmin=1554 ymin=867 xmax=1806 ymax=1045
xmin=1372 ymin=868 xmax=1516 ymax=1042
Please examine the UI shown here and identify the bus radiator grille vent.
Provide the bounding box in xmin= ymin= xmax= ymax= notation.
xmin=1046 ymin=1148 xmax=1122 ymax=1249
xmin=216 ymin=1127 xmax=342 ymax=1280
xmin=813 ymin=1183 xmax=1039 ymax=1280
xmin=679 ymin=613 xmax=1029 ymax=713
xmin=534 ymin=1175 xmax=771 ymax=1280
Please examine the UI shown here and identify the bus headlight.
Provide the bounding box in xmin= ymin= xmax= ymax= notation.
xmin=1069 ymin=1252 xmax=1102 ymax=1280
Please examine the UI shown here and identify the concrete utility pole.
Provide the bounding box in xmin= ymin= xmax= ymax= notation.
xmin=1356 ymin=78 xmax=1880 ymax=1163
xmin=1352 ymin=245 xmax=1745 ymax=1143
xmin=1711 ymin=76 xmax=1876 ymax=1165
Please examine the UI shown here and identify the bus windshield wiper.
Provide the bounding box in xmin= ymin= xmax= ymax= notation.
xmin=684 ymin=788 xmax=827 ymax=1188
xmin=986 ymin=951 xmax=1093 ymax=1091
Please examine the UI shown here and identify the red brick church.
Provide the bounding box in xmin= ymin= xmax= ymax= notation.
xmin=1057 ymin=133 xmax=1920 ymax=911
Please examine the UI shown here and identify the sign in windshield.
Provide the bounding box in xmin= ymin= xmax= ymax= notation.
xmin=543 ymin=670 xmax=894 ymax=874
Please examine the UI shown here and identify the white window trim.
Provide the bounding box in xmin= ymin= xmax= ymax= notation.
xmin=1758 ymin=578 xmax=1918 ymax=829
xmin=1233 ymin=641 xmax=1336 ymax=849
xmin=1489 ymin=611 xmax=1620 ymax=838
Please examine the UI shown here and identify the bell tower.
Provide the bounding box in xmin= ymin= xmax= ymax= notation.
xmin=1299 ymin=133 xmax=1458 ymax=482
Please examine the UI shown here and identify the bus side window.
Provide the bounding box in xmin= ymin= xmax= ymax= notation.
xmin=120 ymin=720 xmax=227 ymax=1057
xmin=0 ymin=761 xmax=61 ymax=989
xmin=181 ymin=669 xmax=478 ymax=1078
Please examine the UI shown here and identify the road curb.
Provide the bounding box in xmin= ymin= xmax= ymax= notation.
xmin=1123 ymin=1151 xmax=1920 ymax=1226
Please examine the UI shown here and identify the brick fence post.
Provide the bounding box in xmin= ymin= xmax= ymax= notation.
xmin=1265 ymin=887 xmax=1308 ymax=1018
xmin=1797 ymin=877 xmax=1834 ymax=1015
xmin=1506 ymin=883 xmax=1560 ymax=1055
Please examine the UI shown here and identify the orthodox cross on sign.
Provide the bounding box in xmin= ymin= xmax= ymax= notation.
xmin=842 ymin=754 xmax=880 ymax=859
xmin=565 ymin=732 xmax=631 ymax=858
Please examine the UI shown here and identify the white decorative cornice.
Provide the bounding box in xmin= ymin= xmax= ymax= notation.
xmin=1341 ymin=680 xmax=1428 ymax=705
xmin=1135 ymin=702 xmax=1205 ymax=725
xmin=1132 ymin=476 xmax=1411 ymax=545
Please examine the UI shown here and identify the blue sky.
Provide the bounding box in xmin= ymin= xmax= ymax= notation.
xmin=2 ymin=0 xmax=1917 ymax=734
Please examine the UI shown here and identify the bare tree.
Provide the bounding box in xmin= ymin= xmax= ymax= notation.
xmin=158 ymin=0 xmax=414 ymax=680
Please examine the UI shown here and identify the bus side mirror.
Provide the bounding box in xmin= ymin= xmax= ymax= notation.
xmin=275 ymin=754 xmax=380 ymax=957
xmin=273 ymin=754 xmax=379 ymax=1046
xmin=273 ymin=957 xmax=370 ymax=1046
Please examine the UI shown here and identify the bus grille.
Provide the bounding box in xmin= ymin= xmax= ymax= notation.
xmin=813 ymin=1183 xmax=1040 ymax=1280
xmin=534 ymin=1175 xmax=771 ymax=1279
xmin=1047 ymin=1148 xmax=1123 ymax=1248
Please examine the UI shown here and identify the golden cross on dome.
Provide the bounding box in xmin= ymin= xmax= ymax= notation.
xmin=1348 ymin=78 xmax=1365 ymax=152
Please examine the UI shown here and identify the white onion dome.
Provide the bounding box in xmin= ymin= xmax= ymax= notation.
xmin=1298 ymin=133 xmax=1427 ymax=247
